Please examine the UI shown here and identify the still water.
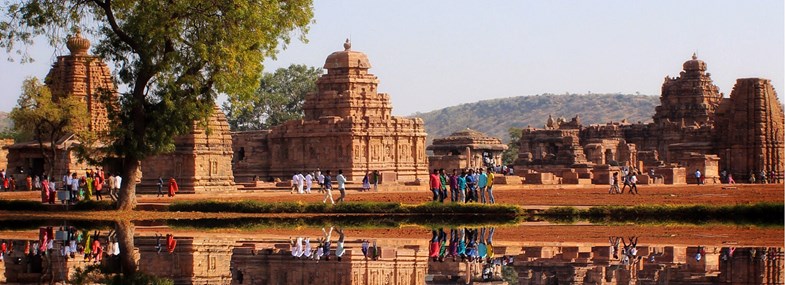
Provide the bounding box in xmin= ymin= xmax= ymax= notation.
xmin=0 ymin=219 xmax=782 ymax=285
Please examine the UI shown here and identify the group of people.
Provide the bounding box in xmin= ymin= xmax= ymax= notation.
xmin=429 ymin=167 xmax=497 ymax=204
xmin=288 ymin=227 xmax=347 ymax=261
xmin=288 ymin=169 xmax=382 ymax=205
xmin=609 ymin=236 xmax=640 ymax=266
xmin=58 ymin=169 xmax=121 ymax=203
xmin=429 ymin=227 xmax=513 ymax=281
xmin=608 ymin=169 xmax=639 ymax=194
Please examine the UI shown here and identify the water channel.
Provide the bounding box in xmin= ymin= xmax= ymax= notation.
xmin=0 ymin=219 xmax=781 ymax=284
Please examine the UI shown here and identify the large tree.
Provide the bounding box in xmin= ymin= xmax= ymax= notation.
xmin=10 ymin=77 xmax=89 ymax=177
xmin=1 ymin=2 xmax=312 ymax=276
xmin=223 ymin=64 xmax=321 ymax=130
xmin=0 ymin=0 xmax=313 ymax=212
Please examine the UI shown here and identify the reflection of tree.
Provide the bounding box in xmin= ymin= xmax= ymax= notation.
xmin=115 ymin=220 xmax=137 ymax=276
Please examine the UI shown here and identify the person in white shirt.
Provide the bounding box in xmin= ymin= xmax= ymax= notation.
xmin=297 ymin=172 xmax=305 ymax=194
xmin=336 ymin=170 xmax=347 ymax=203
xmin=304 ymin=172 xmax=313 ymax=194
xmin=114 ymin=175 xmax=123 ymax=201
xmin=317 ymin=171 xmax=325 ymax=193
xmin=335 ymin=228 xmax=346 ymax=261
xmin=290 ymin=172 xmax=299 ymax=194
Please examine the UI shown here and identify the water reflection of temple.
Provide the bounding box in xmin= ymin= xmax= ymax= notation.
xmin=1 ymin=231 xmax=783 ymax=285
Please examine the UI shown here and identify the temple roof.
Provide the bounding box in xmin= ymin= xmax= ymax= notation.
xmin=66 ymin=30 xmax=91 ymax=56
xmin=682 ymin=53 xmax=706 ymax=72
xmin=427 ymin=128 xmax=508 ymax=151
xmin=323 ymin=39 xmax=371 ymax=70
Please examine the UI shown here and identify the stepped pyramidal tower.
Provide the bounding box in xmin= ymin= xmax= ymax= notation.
xmin=232 ymin=40 xmax=429 ymax=182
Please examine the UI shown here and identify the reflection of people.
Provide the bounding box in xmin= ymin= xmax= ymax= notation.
xmin=166 ymin=234 xmax=176 ymax=254
xmin=336 ymin=228 xmax=345 ymax=261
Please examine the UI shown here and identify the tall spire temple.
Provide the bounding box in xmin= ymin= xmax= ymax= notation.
xmin=46 ymin=31 xmax=117 ymax=132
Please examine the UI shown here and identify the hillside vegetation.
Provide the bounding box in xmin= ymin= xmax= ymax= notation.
xmin=413 ymin=93 xmax=660 ymax=143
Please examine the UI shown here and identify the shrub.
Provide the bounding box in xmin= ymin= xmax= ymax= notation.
xmin=0 ymin=199 xmax=47 ymax=211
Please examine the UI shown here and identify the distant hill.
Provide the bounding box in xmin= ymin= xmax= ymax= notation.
xmin=413 ymin=93 xmax=660 ymax=144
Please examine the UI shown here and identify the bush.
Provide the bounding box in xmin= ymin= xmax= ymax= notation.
xmin=71 ymin=200 xmax=115 ymax=211
xmin=0 ymin=199 xmax=47 ymax=211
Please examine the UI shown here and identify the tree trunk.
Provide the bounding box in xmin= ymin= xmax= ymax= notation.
xmin=116 ymin=157 xmax=139 ymax=211
xmin=115 ymin=220 xmax=137 ymax=276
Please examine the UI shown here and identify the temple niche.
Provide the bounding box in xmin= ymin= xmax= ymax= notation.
xmin=233 ymin=40 xmax=429 ymax=182
xmin=5 ymin=31 xmax=117 ymax=178
xmin=427 ymin=129 xmax=508 ymax=171
xmin=514 ymin=54 xmax=785 ymax=184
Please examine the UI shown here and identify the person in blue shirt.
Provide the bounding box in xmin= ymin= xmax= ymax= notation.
xmin=478 ymin=168 xmax=488 ymax=204
xmin=457 ymin=171 xmax=467 ymax=203
xmin=322 ymin=170 xmax=334 ymax=204
xmin=465 ymin=169 xmax=476 ymax=202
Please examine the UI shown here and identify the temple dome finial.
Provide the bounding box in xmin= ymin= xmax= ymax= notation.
xmin=692 ymin=52 xmax=697 ymax=60
xmin=66 ymin=29 xmax=91 ymax=56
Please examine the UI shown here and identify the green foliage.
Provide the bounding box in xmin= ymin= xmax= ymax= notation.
xmin=9 ymin=77 xmax=90 ymax=175
xmin=169 ymin=200 xmax=521 ymax=216
xmin=0 ymin=199 xmax=47 ymax=211
xmin=502 ymin=127 xmax=522 ymax=165
xmin=416 ymin=93 xmax=659 ymax=145
xmin=223 ymin=64 xmax=322 ymax=130
xmin=168 ymin=215 xmax=520 ymax=230
xmin=71 ymin=199 xmax=115 ymax=211
xmin=539 ymin=203 xmax=785 ymax=226
xmin=69 ymin=264 xmax=173 ymax=285
xmin=0 ymin=0 xmax=314 ymax=210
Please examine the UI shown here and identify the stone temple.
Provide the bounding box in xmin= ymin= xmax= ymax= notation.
xmin=516 ymin=54 xmax=785 ymax=184
xmin=427 ymin=128 xmax=508 ymax=171
xmin=5 ymin=31 xmax=116 ymax=177
xmin=233 ymin=40 xmax=429 ymax=182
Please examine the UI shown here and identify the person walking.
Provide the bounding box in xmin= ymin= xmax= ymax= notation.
xmin=322 ymin=170 xmax=334 ymax=204
xmin=372 ymin=170 xmax=380 ymax=192
xmin=156 ymin=176 xmax=164 ymax=197
xmin=477 ymin=168 xmax=488 ymax=203
xmin=486 ymin=167 xmax=496 ymax=204
xmin=94 ymin=174 xmax=104 ymax=201
xmin=609 ymin=172 xmax=620 ymax=194
xmin=297 ymin=172 xmax=306 ymax=194
xmin=290 ymin=172 xmax=299 ymax=194
xmin=304 ymin=172 xmax=313 ymax=194
xmin=694 ymin=169 xmax=702 ymax=185
xmin=362 ymin=172 xmax=371 ymax=192
xmin=317 ymin=169 xmax=325 ymax=194
xmin=336 ymin=170 xmax=347 ymax=203
xmin=113 ymin=174 xmax=122 ymax=201
xmin=628 ymin=172 xmax=639 ymax=195
xmin=168 ymin=177 xmax=179 ymax=197
xmin=429 ymin=169 xmax=441 ymax=202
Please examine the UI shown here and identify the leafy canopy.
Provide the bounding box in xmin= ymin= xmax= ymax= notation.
xmin=0 ymin=0 xmax=314 ymax=160
xmin=10 ymin=77 xmax=88 ymax=142
xmin=223 ymin=64 xmax=321 ymax=130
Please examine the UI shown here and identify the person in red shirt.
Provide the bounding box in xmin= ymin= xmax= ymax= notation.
xmin=168 ymin=177 xmax=179 ymax=197
xmin=429 ymin=169 xmax=441 ymax=202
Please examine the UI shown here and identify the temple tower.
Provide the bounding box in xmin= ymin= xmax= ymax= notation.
xmin=716 ymin=78 xmax=785 ymax=180
xmin=654 ymin=54 xmax=723 ymax=127
xmin=45 ymin=31 xmax=117 ymax=132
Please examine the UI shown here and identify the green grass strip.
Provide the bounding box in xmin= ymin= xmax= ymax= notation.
xmin=541 ymin=203 xmax=784 ymax=226
xmin=168 ymin=200 xmax=522 ymax=216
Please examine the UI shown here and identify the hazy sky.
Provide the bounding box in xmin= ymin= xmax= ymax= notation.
xmin=0 ymin=0 xmax=782 ymax=116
